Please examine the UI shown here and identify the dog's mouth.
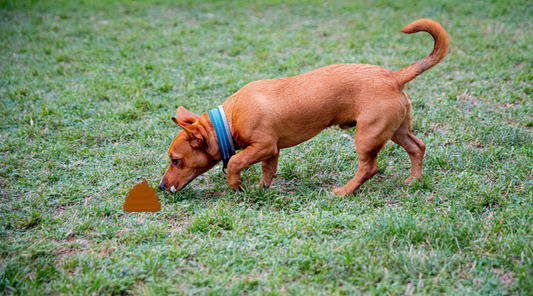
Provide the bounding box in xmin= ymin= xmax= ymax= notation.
xmin=168 ymin=179 xmax=193 ymax=193
xmin=163 ymin=165 xmax=217 ymax=193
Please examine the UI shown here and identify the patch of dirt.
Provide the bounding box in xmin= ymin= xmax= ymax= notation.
xmin=494 ymin=268 xmax=517 ymax=286
xmin=54 ymin=248 xmax=77 ymax=256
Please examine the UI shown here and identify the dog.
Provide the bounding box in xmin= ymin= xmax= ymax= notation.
xmin=159 ymin=18 xmax=448 ymax=195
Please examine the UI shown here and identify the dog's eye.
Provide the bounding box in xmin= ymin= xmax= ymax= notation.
xmin=171 ymin=159 xmax=179 ymax=165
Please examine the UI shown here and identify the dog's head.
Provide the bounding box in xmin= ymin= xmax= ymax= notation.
xmin=159 ymin=106 xmax=219 ymax=192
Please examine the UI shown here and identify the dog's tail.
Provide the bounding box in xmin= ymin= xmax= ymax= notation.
xmin=394 ymin=18 xmax=449 ymax=85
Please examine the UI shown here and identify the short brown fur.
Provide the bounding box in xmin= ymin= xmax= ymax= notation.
xmin=160 ymin=18 xmax=449 ymax=195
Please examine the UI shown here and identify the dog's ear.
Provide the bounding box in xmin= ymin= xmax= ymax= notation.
xmin=172 ymin=106 xmax=204 ymax=149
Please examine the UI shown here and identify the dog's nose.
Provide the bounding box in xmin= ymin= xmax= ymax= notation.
xmin=158 ymin=182 xmax=166 ymax=191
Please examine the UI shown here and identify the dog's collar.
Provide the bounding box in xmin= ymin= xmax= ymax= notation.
xmin=207 ymin=105 xmax=237 ymax=173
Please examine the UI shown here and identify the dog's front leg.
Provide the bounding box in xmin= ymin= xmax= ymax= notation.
xmin=226 ymin=144 xmax=278 ymax=190
xmin=260 ymin=154 xmax=279 ymax=188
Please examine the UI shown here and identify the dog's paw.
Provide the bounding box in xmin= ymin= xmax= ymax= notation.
xmin=403 ymin=177 xmax=414 ymax=184
xmin=254 ymin=183 xmax=269 ymax=189
xmin=332 ymin=187 xmax=351 ymax=196
xmin=403 ymin=176 xmax=422 ymax=185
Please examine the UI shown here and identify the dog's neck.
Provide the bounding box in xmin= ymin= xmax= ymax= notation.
xmin=221 ymin=100 xmax=239 ymax=149
xmin=208 ymin=106 xmax=237 ymax=167
xmin=202 ymin=103 xmax=240 ymax=171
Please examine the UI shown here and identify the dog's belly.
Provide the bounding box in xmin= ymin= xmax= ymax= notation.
xmin=269 ymin=101 xmax=357 ymax=148
xmin=267 ymin=91 xmax=362 ymax=148
xmin=274 ymin=115 xmax=350 ymax=148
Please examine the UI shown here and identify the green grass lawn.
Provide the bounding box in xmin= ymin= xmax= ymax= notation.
xmin=1 ymin=0 xmax=532 ymax=294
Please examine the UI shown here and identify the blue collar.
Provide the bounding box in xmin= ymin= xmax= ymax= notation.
xmin=208 ymin=105 xmax=237 ymax=173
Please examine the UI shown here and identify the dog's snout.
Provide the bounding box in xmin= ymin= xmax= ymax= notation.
xmin=158 ymin=182 xmax=166 ymax=191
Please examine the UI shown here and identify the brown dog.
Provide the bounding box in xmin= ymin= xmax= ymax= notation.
xmin=159 ymin=18 xmax=448 ymax=195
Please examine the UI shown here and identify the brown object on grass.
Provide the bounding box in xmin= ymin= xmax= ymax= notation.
xmin=123 ymin=179 xmax=161 ymax=212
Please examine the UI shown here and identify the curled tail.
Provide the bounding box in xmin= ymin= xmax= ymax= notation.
xmin=395 ymin=18 xmax=449 ymax=85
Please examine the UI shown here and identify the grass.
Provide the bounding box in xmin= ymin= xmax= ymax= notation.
xmin=1 ymin=0 xmax=532 ymax=294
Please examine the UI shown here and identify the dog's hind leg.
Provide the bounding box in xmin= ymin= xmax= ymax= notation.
xmin=333 ymin=118 xmax=398 ymax=196
xmin=391 ymin=118 xmax=426 ymax=183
